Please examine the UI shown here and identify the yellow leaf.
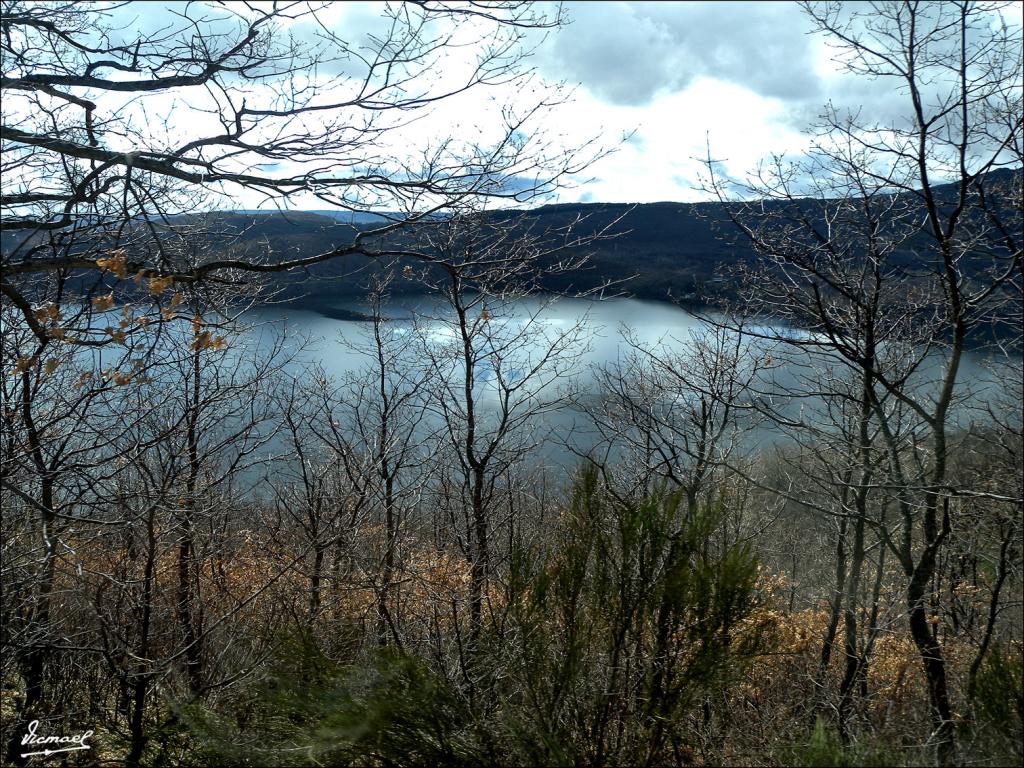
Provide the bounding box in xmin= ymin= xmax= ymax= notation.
xmin=92 ymin=293 xmax=115 ymax=312
xmin=34 ymin=303 xmax=62 ymax=323
xmin=12 ymin=357 xmax=35 ymax=374
xmin=148 ymin=275 xmax=173 ymax=295
xmin=96 ymin=250 xmax=128 ymax=279
xmin=190 ymin=330 xmax=213 ymax=351
xmin=44 ymin=359 xmax=59 ymax=375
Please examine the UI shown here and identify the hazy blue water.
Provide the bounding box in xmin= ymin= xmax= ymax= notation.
xmin=243 ymin=295 xmax=1016 ymax=467
xmin=243 ymin=295 xmax=731 ymax=465
xmin=246 ymin=295 xmax=710 ymax=377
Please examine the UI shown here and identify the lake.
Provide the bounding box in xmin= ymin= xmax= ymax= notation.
xmin=242 ymin=294 xmax=1015 ymax=468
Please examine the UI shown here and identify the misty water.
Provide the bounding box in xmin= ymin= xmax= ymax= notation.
xmin=249 ymin=294 xmax=713 ymax=385
xmin=242 ymin=294 xmax=1012 ymax=469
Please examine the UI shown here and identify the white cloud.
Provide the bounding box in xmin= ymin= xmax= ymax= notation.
xmin=9 ymin=1 xmax=1017 ymax=212
xmin=550 ymin=77 xmax=813 ymax=203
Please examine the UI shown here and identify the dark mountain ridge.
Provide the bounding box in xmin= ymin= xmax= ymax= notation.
xmin=3 ymin=169 xmax=1019 ymax=319
xmin=220 ymin=167 xmax=1021 ymax=308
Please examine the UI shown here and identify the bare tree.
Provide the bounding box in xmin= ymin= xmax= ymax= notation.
xmin=0 ymin=288 xmax=302 ymax=766
xmin=408 ymin=211 xmax=593 ymax=666
xmin=699 ymin=1 xmax=1022 ymax=760
xmin=584 ymin=323 xmax=766 ymax=520
xmin=0 ymin=4 xmax=607 ymax=758
xmin=268 ymin=276 xmax=434 ymax=646
xmin=0 ymin=299 xmax=165 ymax=766
xmin=324 ymin=277 xmax=434 ymax=648
xmin=1 ymin=0 xmax=603 ymax=343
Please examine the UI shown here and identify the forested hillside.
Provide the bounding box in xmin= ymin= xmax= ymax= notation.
xmin=37 ymin=166 xmax=1008 ymax=312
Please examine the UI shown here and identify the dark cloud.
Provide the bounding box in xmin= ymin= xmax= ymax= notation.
xmin=538 ymin=2 xmax=692 ymax=105
xmin=538 ymin=1 xmax=821 ymax=106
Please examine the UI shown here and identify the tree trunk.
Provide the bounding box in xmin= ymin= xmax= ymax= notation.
xmin=5 ymin=375 xmax=57 ymax=768
xmin=126 ymin=507 xmax=158 ymax=768
xmin=179 ymin=346 xmax=204 ymax=696
xmin=909 ymin=552 xmax=956 ymax=765
xmin=837 ymin=511 xmax=866 ymax=741
xmin=469 ymin=466 xmax=489 ymax=646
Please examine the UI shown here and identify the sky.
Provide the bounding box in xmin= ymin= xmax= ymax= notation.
xmin=300 ymin=0 xmax=853 ymax=205
xmin=523 ymin=0 xmax=1021 ymax=204
xmin=8 ymin=1 xmax=1022 ymax=212
xmin=81 ymin=1 xmax=862 ymax=208
xmin=532 ymin=1 xmax=828 ymax=203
